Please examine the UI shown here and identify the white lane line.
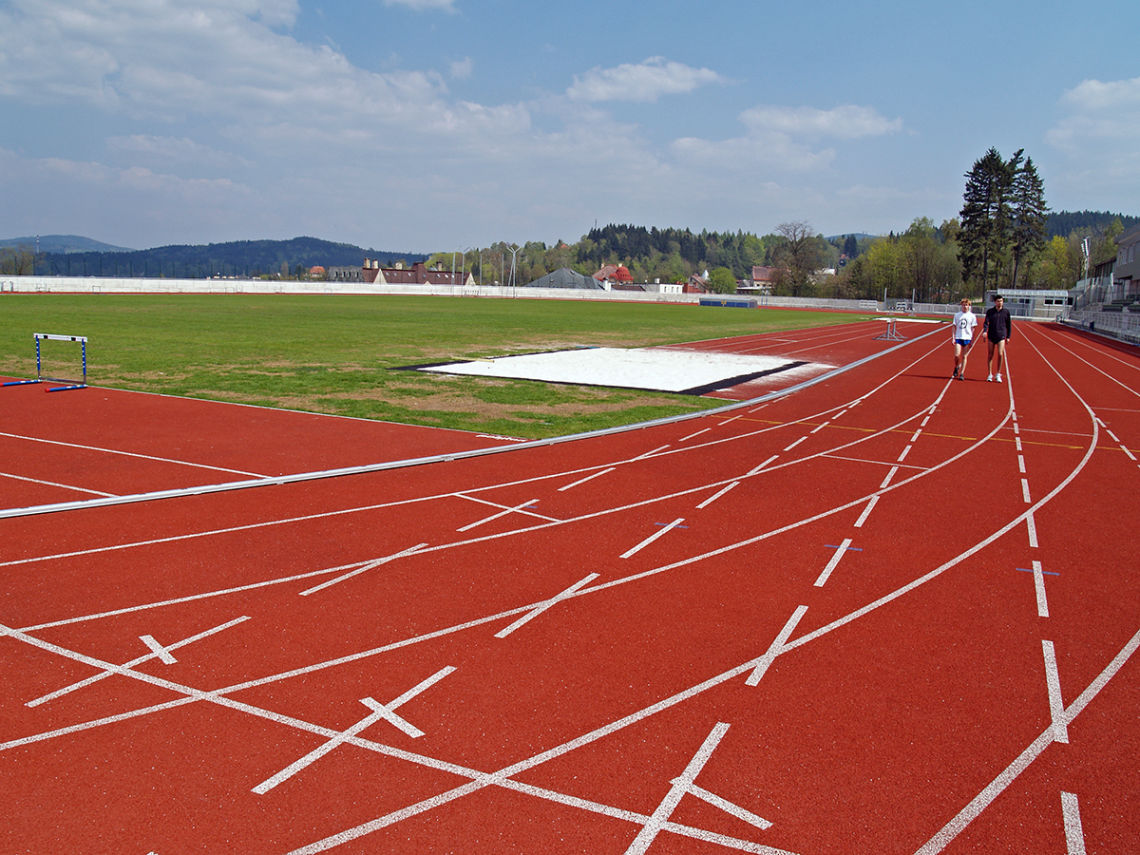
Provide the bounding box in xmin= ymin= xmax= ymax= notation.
xmin=746 ymin=606 xmax=808 ymax=686
xmin=854 ymin=495 xmax=879 ymax=528
xmin=719 ymin=415 xmax=743 ymax=426
xmin=139 ymin=634 xmax=178 ymax=665
xmin=456 ymin=493 xmax=560 ymax=522
xmin=1026 ymin=511 xmax=1039 ymax=548
xmin=0 ymin=341 xmax=953 ymax=576
xmin=1032 ymin=561 xmax=1050 ymax=618
xmin=1061 ymin=792 xmax=1087 ymax=855
xmin=620 ymin=518 xmax=685 ymax=559
xmin=633 ymin=444 xmax=671 ymax=460
xmin=686 ymin=783 xmax=772 ymax=832
xmin=0 ymin=471 xmax=117 ymax=497
xmin=783 ymin=437 xmax=806 ymax=452
xmin=814 ymin=538 xmax=854 ymax=588
xmin=25 ymin=616 xmax=251 ymax=707
xmin=495 ymin=574 xmax=600 ymax=638
xmin=0 ymin=430 xmax=267 ymax=477
xmin=910 ymin=429 xmax=922 ymax=443
xmin=299 ymin=543 xmax=429 ymax=597
xmin=897 ymin=445 xmax=913 ymax=462
xmin=624 ymin=722 xmax=730 ymax=855
xmin=1021 ymin=479 xmax=1032 ymax=504
xmin=747 ymin=455 xmax=779 ymax=475
xmin=1015 ymin=436 xmax=1023 ymax=452
xmin=679 ymin=427 xmax=711 ymax=442
xmin=810 ymin=421 xmax=829 ymax=435
xmin=1018 ymin=455 xmax=1026 ymax=474
xmin=879 ymin=466 xmax=899 ymax=489
xmin=252 ymin=666 xmax=455 ymax=794
xmin=1042 ymin=640 xmax=1069 ymax=744
xmin=558 ymin=467 xmax=615 ymax=492
xmin=457 ymin=498 xmax=540 ymax=532
xmin=915 ymin=625 xmax=1140 ymax=854
xmin=697 ymin=481 xmax=739 ymax=510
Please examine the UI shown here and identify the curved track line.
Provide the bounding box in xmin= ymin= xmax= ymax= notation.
xmin=0 ymin=326 xmax=944 ymax=520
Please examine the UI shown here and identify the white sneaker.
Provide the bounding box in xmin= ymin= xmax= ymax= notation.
xmin=996 ymin=373 xmax=1002 ymax=382
xmin=987 ymin=374 xmax=993 ymax=382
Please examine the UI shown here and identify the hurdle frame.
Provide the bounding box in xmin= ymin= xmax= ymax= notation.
xmin=1 ymin=333 xmax=88 ymax=391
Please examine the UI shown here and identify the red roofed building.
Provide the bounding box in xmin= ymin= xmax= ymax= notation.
xmin=593 ymin=264 xmax=633 ymax=284
xmin=361 ymin=259 xmax=474 ymax=287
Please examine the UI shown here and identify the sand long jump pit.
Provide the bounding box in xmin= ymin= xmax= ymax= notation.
xmin=412 ymin=347 xmax=829 ymax=396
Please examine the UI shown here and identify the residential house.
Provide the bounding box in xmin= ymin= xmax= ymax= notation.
xmin=362 ymin=259 xmax=474 ymax=287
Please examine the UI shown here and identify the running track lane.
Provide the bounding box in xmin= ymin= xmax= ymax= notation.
xmin=0 ymin=320 xmax=1137 ymax=854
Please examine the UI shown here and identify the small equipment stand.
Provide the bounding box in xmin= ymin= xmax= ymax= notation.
xmin=1 ymin=333 xmax=89 ymax=391
xmin=874 ymin=318 xmax=907 ymax=341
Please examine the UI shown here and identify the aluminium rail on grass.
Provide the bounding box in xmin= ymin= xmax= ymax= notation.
xmin=0 ymin=325 xmax=946 ymax=521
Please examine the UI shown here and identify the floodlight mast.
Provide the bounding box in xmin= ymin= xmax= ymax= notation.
xmin=507 ymin=243 xmax=520 ymax=297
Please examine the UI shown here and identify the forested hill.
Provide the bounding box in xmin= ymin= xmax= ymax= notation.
xmin=31 ymin=237 xmax=424 ymax=278
xmin=1047 ymin=210 xmax=1139 ymax=238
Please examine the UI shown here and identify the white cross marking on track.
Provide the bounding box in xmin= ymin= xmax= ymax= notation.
xmin=25 ymin=616 xmax=251 ymax=708
xmin=746 ymin=606 xmax=808 ymax=686
xmin=495 ymin=574 xmax=600 ymax=638
xmin=252 ymin=666 xmax=456 ymax=794
xmin=623 ymin=722 xmax=773 ymax=855
xmin=299 ymin=543 xmax=429 ymax=597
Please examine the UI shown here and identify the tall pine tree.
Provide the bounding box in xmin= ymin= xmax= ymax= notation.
xmin=959 ymin=147 xmax=1013 ymax=292
xmin=1009 ymin=155 xmax=1049 ymax=288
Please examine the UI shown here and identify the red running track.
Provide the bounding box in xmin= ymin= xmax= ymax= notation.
xmin=0 ymin=318 xmax=1137 ymax=854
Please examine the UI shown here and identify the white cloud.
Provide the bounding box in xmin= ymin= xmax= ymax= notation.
xmin=741 ymin=104 xmax=903 ymax=139
xmin=382 ymin=0 xmax=456 ymax=10
xmin=450 ymin=57 xmax=474 ymax=80
xmin=1058 ymin=76 xmax=1140 ymax=111
xmin=1048 ymin=75 xmax=1140 ymax=152
xmin=1046 ymin=76 xmax=1140 ymax=212
xmin=567 ymin=57 xmax=724 ymax=103
xmin=668 ymin=103 xmax=900 ymax=176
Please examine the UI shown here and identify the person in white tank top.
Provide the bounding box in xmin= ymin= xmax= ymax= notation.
xmin=951 ymin=298 xmax=977 ymax=380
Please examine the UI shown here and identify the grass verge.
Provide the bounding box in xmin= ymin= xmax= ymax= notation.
xmin=0 ymin=293 xmax=866 ymax=437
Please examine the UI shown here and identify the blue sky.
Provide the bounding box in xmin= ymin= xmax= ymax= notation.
xmin=1 ymin=0 xmax=1137 ymax=253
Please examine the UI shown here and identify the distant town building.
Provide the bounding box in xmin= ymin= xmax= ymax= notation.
xmin=327 ymin=265 xmax=363 ymax=282
xmin=1116 ymin=225 xmax=1140 ymax=298
xmin=738 ymin=265 xmax=785 ymax=295
xmin=361 ymin=259 xmax=474 ymax=287
xmin=593 ymin=264 xmax=633 ymax=284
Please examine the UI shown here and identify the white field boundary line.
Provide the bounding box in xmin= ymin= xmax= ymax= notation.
xmin=0 ymin=333 xmax=948 ymax=580
xmin=666 ymin=318 xmax=883 ymax=349
xmin=4 ymin=328 xmax=1115 ymax=849
xmin=0 ymin=622 xmax=799 ymax=855
xmin=6 ymin=389 xmax=957 ymax=633
xmin=0 ymin=471 xmax=117 ymax=497
xmin=1031 ymin=324 xmax=1140 ymax=397
xmin=913 ymin=625 xmax=1140 ymax=855
xmin=0 ymin=431 xmax=267 ymax=478
xmin=5 ymin=387 xmax=1024 ymax=751
xmin=287 ymin=363 xmax=1113 ymax=854
xmin=0 ymin=327 xmax=944 ymax=520
xmin=1 ymin=393 xmax=1102 ymax=853
xmin=8 ymin=349 xmax=960 ymax=635
xmin=7 ymin=341 xmax=976 ymax=644
xmin=1050 ymin=322 xmax=1140 ymax=374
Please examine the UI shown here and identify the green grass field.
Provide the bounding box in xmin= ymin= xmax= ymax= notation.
xmin=0 ymin=294 xmax=866 ymax=437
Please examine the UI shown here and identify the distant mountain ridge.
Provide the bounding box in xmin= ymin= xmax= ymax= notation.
xmin=0 ymin=235 xmax=135 ymax=254
xmin=16 ymin=236 xmax=425 ymax=279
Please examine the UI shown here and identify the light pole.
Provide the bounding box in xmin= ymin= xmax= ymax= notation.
xmin=507 ymin=243 xmax=520 ymax=298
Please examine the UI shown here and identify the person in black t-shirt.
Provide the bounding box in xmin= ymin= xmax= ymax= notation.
xmin=980 ymin=295 xmax=1013 ymax=382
